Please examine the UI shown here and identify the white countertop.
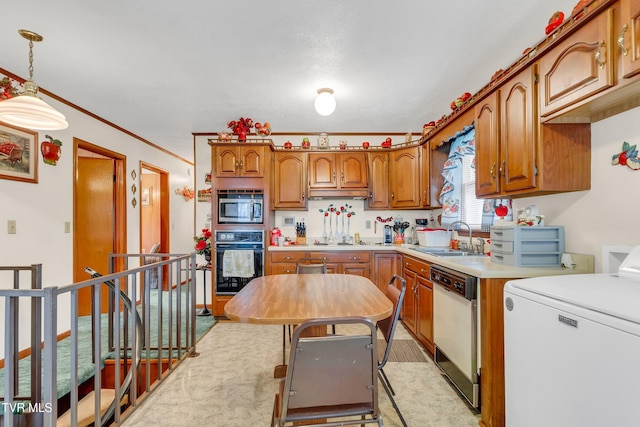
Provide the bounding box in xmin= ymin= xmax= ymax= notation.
xmin=267 ymin=243 xmax=594 ymax=279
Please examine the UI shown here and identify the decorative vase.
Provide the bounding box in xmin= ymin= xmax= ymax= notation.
xmin=317 ymin=132 xmax=329 ymax=148
xmin=237 ymin=130 xmax=247 ymax=142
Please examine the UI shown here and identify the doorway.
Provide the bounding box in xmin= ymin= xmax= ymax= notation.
xmin=73 ymin=139 xmax=126 ymax=316
xmin=140 ymin=162 xmax=170 ymax=290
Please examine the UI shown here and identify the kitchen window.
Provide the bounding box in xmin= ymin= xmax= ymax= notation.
xmin=460 ymin=153 xmax=484 ymax=229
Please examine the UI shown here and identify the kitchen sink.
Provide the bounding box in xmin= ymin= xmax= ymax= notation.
xmin=411 ymin=247 xmax=483 ymax=257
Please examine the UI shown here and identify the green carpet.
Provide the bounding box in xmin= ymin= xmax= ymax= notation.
xmin=0 ymin=285 xmax=216 ymax=402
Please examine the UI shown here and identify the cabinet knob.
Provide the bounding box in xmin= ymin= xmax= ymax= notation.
xmin=391 ymin=192 xmax=395 ymax=199
xmin=490 ymin=163 xmax=496 ymax=179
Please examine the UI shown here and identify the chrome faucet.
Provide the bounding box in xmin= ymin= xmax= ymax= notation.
xmin=447 ymin=221 xmax=473 ymax=252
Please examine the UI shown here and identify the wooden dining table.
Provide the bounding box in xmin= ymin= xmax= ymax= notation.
xmin=225 ymin=273 xmax=393 ymax=378
xmin=224 ymin=273 xmax=393 ymax=325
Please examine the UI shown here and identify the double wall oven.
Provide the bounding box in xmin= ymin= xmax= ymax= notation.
xmin=214 ymin=230 xmax=264 ymax=295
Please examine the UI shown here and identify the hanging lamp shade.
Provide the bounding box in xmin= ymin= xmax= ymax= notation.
xmin=0 ymin=30 xmax=68 ymax=130
xmin=314 ymin=88 xmax=336 ymax=116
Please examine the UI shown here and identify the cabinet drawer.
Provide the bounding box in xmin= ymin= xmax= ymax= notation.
xmin=491 ymin=226 xmax=563 ymax=241
xmin=402 ymin=256 xmax=430 ymax=276
xmin=491 ymin=252 xmax=562 ymax=267
xmin=269 ymin=264 xmax=297 ymax=274
xmin=307 ymin=251 xmax=370 ymax=263
xmin=490 ymin=241 xmax=515 ymax=253
xmin=270 ymin=251 xmax=305 ymax=263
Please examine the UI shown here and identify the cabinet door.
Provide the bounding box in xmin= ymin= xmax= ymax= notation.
xmin=390 ymin=147 xmax=420 ymax=208
xmin=239 ymin=146 xmax=265 ymax=177
xmin=339 ymin=153 xmax=368 ymax=189
xmin=620 ymin=0 xmax=640 ymax=78
xmin=366 ymin=152 xmax=389 ymax=209
xmin=539 ymin=11 xmax=614 ymax=117
xmin=416 ymin=276 xmax=434 ymax=353
xmin=402 ymin=268 xmax=417 ymax=334
xmin=308 ymin=153 xmax=337 ymax=189
xmin=475 ymin=92 xmax=501 ymax=197
xmin=342 ymin=263 xmax=371 ymax=278
xmin=273 ymin=152 xmax=307 ymax=209
xmin=373 ymin=252 xmax=401 ymax=292
xmin=420 ymin=144 xmax=431 ymax=208
xmin=501 ymin=67 xmax=537 ymax=193
xmin=215 ymin=146 xmax=240 ymax=177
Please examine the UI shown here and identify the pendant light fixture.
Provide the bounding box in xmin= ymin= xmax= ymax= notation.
xmin=314 ymin=88 xmax=336 ymax=116
xmin=0 ymin=29 xmax=68 ymax=130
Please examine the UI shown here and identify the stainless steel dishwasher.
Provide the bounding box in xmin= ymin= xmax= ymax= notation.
xmin=431 ymin=265 xmax=480 ymax=409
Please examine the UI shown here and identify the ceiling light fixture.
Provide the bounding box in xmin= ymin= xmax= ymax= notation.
xmin=0 ymin=29 xmax=68 ymax=130
xmin=314 ymin=88 xmax=336 ymax=116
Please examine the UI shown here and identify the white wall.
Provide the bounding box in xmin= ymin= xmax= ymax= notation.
xmin=0 ymin=77 xmax=195 ymax=351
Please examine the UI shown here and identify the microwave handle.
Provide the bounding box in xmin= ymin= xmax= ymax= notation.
xmin=250 ymin=199 xmax=254 ymax=221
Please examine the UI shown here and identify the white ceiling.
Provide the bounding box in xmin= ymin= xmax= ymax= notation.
xmin=2 ymin=0 xmax=578 ymax=162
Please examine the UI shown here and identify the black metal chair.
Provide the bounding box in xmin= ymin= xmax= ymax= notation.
xmin=377 ymin=274 xmax=408 ymax=427
xmin=271 ymin=317 xmax=383 ymax=427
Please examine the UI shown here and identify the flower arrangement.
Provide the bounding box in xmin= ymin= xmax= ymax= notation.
xmin=227 ymin=117 xmax=254 ymax=141
xmin=1 ymin=77 xmax=22 ymax=100
xmin=194 ymin=228 xmax=212 ymax=255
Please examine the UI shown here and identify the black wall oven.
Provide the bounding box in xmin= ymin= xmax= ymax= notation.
xmin=214 ymin=230 xmax=264 ymax=295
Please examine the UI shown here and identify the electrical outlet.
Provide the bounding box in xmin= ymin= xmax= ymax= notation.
xmin=64 ymin=221 xmax=71 ymax=233
xmin=365 ymin=220 xmax=371 ymax=229
xmin=7 ymin=220 xmax=16 ymax=234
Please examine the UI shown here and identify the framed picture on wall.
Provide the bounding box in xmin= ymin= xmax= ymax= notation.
xmin=0 ymin=121 xmax=38 ymax=183
xmin=141 ymin=186 xmax=152 ymax=206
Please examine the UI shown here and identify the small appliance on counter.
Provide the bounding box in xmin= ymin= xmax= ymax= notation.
xmin=383 ymin=225 xmax=393 ymax=244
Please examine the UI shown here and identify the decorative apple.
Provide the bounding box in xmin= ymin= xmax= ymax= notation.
xmin=424 ymin=121 xmax=435 ymax=127
xmin=362 ymin=141 xmax=370 ymax=149
xmin=381 ymin=137 xmax=392 ymax=148
xmin=284 ymin=141 xmax=292 ymax=149
xmin=495 ymin=205 xmax=509 ymax=218
xmin=545 ymin=11 xmax=564 ymax=35
xmin=301 ymin=137 xmax=310 ymax=148
xmin=41 ymin=135 xmax=62 ymax=166
xmin=460 ymin=92 xmax=472 ymax=102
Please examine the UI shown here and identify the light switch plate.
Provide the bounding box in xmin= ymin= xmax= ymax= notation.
xmin=7 ymin=220 xmax=16 ymax=234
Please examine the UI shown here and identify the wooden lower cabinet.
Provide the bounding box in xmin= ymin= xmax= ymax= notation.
xmin=372 ymin=252 xmax=401 ymax=292
xmin=401 ymin=255 xmax=432 ymax=352
xmin=416 ymin=275 xmax=434 ymax=354
xmin=266 ymin=250 xmax=372 ymax=278
xmin=479 ymin=277 xmax=510 ymax=427
xmin=267 ymin=251 xmax=305 ymax=275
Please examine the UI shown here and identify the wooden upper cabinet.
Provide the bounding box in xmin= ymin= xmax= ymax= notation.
xmin=273 ymin=152 xmax=306 ymax=209
xmin=475 ymin=91 xmax=501 ymax=197
xmin=214 ymin=145 xmax=265 ymax=178
xmin=390 ymin=146 xmax=421 ymax=208
xmin=539 ymin=9 xmax=614 ymax=117
xmin=308 ymin=152 xmax=368 ymax=197
xmin=308 ymin=152 xmax=368 ymax=189
xmin=620 ymin=0 xmax=640 ymax=78
xmin=366 ymin=152 xmax=389 ymax=209
xmin=420 ymin=143 xmax=431 ymax=208
xmin=501 ymin=66 xmax=537 ymax=194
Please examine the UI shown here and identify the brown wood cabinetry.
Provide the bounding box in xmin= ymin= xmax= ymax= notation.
xmin=366 ymin=152 xmax=390 ymax=209
xmin=389 ymin=146 xmax=421 ymax=208
xmin=539 ymin=9 xmax=614 ymax=118
xmin=214 ymin=145 xmax=266 ymax=178
xmin=420 ymin=144 xmax=431 ymax=208
xmin=372 ymin=252 xmax=401 ymax=291
xmin=475 ymin=67 xmax=591 ymax=198
xmin=308 ymin=152 xmax=368 ymax=198
xmin=620 ymin=0 xmax=640 ymax=78
xmin=267 ymin=251 xmax=305 ymax=275
xmin=307 ymin=251 xmax=371 ymax=277
xmin=401 ymin=255 xmax=432 ymax=352
xmin=416 ymin=275 xmax=434 ymax=354
xmin=273 ymin=152 xmax=307 ymax=209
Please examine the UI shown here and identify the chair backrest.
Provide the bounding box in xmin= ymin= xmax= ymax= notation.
xmin=295 ymin=257 xmax=327 ymax=274
xmin=279 ymin=317 xmax=381 ymax=426
xmin=144 ymin=242 xmax=161 ymax=264
xmin=377 ymin=274 xmax=407 ymax=369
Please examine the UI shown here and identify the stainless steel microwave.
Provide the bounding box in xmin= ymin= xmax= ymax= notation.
xmin=217 ymin=190 xmax=264 ymax=224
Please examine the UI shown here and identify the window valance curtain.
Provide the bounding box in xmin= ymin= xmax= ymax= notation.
xmin=438 ymin=124 xmax=475 ymax=226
